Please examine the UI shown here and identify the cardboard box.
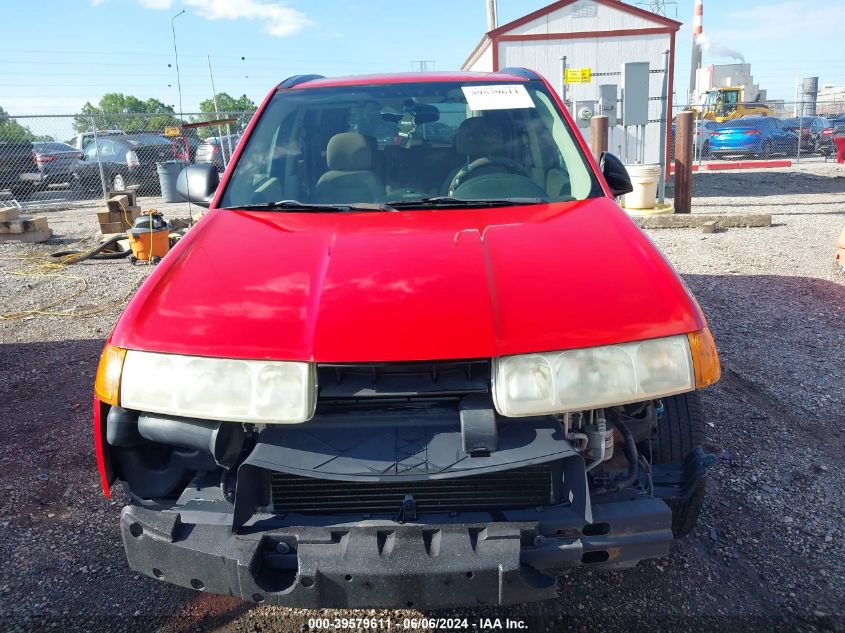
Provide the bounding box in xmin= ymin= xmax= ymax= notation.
xmin=107 ymin=195 xmax=129 ymax=214
xmin=107 ymin=188 xmax=138 ymax=208
xmin=99 ymin=221 xmax=125 ymax=234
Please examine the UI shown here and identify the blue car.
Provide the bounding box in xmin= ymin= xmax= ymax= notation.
xmin=709 ymin=117 xmax=799 ymax=159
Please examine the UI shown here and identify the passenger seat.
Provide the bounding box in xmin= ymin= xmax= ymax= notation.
xmin=314 ymin=132 xmax=385 ymax=203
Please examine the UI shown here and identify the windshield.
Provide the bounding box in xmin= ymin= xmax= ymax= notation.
xmin=220 ymin=80 xmax=601 ymax=210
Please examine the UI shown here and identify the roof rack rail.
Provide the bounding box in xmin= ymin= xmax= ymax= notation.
xmin=497 ymin=67 xmax=539 ymax=81
xmin=278 ymin=74 xmax=325 ymax=89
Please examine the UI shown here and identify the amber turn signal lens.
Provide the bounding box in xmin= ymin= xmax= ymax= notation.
xmin=687 ymin=328 xmax=721 ymax=389
xmin=94 ymin=345 xmax=127 ymax=405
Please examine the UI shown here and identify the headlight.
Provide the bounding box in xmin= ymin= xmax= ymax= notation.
xmin=493 ymin=334 xmax=698 ymax=417
xmin=120 ymin=351 xmax=316 ymax=424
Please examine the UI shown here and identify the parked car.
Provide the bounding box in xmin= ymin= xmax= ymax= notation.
xmin=0 ymin=141 xmax=40 ymax=199
xmin=30 ymin=141 xmax=82 ymax=187
xmin=71 ymin=134 xmax=176 ymax=195
xmin=70 ymin=129 xmax=126 ymax=151
xmin=671 ymin=119 xmax=718 ymax=160
xmin=782 ymin=116 xmax=834 ymax=155
xmin=194 ymin=134 xmax=241 ymax=170
xmin=94 ymin=69 xmax=721 ymax=610
xmin=709 ymin=116 xmax=799 ymax=158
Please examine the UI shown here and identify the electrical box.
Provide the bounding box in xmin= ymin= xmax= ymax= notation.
xmin=598 ymin=84 xmax=618 ymax=127
xmin=573 ymin=100 xmax=596 ymax=129
xmin=622 ymin=62 xmax=650 ymax=127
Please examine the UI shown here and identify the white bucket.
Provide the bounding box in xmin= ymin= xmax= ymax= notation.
xmin=622 ymin=164 xmax=661 ymax=210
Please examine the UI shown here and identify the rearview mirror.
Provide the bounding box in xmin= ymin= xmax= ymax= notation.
xmin=176 ymin=164 xmax=219 ymax=207
xmin=600 ymin=152 xmax=634 ymax=198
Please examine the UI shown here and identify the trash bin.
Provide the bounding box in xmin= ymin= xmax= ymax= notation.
xmin=156 ymin=160 xmax=183 ymax=203
xmin=621 ymin=164 xmax=661 ymax=210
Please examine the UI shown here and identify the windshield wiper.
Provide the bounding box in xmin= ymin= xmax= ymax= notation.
xmin=383 ymin=196 xmax=546 ymax=209
xmin=219 ymin=200 xmax=396 ymax=212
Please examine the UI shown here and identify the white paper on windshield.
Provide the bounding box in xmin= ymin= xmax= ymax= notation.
xmin=461 ymin=84 xmax=535 ymax=111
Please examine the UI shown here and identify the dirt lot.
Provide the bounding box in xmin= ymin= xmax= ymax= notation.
xmin=1 ymin=164 xmax=843 ymax=632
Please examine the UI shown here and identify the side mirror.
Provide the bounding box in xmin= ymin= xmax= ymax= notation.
xmin=600 ymin=152 xmax=634 ymax=198
xmin=176 ymin=164 xmax=219 ymax=208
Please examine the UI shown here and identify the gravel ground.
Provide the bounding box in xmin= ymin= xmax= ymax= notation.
xmin=0 ymin=165 xmax=843 ymax=633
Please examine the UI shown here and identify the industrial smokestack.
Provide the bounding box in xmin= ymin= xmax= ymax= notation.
xmin=689 ymin=0 xmax=703 ymax=95
xmin=802 ymin=77 xmax=819 ymax=117
xmin=486 ymin=0 xmax=498 ymax=32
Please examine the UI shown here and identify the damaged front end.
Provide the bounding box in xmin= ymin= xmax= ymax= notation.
xmin=96 ymin=359 xmax=711 ymax=609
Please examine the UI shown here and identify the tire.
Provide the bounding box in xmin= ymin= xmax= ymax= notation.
xmin=701 ymin=141 xmax=710 ymax=159
xmin=652 ymin=392 xmax=707 ymax=538
xmin=759 ymin=140 xmax=773 ymax=159
xmin=112 ymin=173 xmax=127 ymax=191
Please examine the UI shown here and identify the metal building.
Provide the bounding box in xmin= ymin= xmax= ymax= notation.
xmin=462 ymin=0 xmax=680 ymax=165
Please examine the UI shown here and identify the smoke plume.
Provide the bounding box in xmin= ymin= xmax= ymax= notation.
xmin=695 ymin=33 xmax=745 ymax=63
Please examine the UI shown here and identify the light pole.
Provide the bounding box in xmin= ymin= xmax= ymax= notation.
xmin=171 ymin=10 xmax=186 ymax=124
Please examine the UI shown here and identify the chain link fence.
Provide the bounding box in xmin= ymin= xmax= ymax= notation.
xmin=2 ymin=102 xmax=843 ymax=211
xmin=0 ymin=111 xmax=254 ymax=207
xmin=670 ymin=100 xmax=845 ymax=165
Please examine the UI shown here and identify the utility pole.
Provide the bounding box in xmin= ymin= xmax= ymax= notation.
xmin=171 ymin=10 xmax=186 ymax=124
xmin=636 ymin=0 xmax=677 ymax=17
xmin=207 ymin=55 xmax=233 ymax=168
xmin=411 ymin=61 xmax=436 ymax=72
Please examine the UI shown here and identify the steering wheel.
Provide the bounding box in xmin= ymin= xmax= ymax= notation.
xmin=448 ymin=156 xmax=530 ymax=196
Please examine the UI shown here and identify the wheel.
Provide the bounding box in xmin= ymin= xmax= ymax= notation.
xmin=701 ymin=141 xmax=710 ymax=159
xmin=652 ymin=392 xmax=707 ymax=538
xmin=151 ymin=256 xmax=161 ymax=265
xmin=112 ymin=173 xmax=126 ymax=191
xmin=759 ymin=140 xmax=773 ymax=159
xmin=129 ymin=256 xmax=137 ymax=265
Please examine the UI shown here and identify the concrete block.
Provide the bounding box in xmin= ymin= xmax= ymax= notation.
xmin=632 ymin=213 xmax=772 ymax=230
xmin=1 ymin=216 xmax=49 ymax=234
xmin=0 ymin=207 xmax=20 ymax=222
xmin=28 ymin=216 xmax=48 ymax=231
xmin=0 ymin=228 xmax=52 ymax=243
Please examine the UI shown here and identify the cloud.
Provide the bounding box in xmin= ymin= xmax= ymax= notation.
xmin=139 ymin=0 xmax=173 ymax=8
xmin=91 ymin=0 xmax=310 ymax=37
xmin=183 ymin=0 xmax=311 ymax=37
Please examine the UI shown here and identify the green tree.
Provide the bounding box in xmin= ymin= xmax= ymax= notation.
xmin=72 ymin=93 xmax=182 ymax=134
xmin=0 ymin=106 xmax=48 ymax=142
xmin=193 ymin=92 xmax=256 ymax=139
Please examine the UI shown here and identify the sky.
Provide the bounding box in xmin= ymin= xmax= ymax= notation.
xmin=1 ymin=0 xmax=844 ymax=139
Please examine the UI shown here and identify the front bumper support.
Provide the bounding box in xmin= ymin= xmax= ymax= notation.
xmin=120 ymin=496 xmax=672 ymax=609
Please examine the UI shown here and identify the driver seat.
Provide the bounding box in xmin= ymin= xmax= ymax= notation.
xmin=315 ymin=132 xmax=384 ymax=203
xmin=441 ymin=117 xmax=510 ymax=195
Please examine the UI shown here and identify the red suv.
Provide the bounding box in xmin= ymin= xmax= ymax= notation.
xmin=94 ymin=69 xmax=720 ymax=609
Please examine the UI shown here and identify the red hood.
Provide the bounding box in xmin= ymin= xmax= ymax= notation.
xmin=110 ymin=199 xmax=705 ymax=362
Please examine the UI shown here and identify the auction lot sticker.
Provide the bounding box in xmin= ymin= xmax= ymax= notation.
xmin=462 ymin=84 xmax=535 ymax=110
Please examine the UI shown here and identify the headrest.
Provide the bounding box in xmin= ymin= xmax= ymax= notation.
xmin=539 ymin=139 xmax=561 ymax=169
xmin=455 ymin=117 xmax=504 ymax=157
xmin=326 ymin=132 xmax=372 ymax=171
